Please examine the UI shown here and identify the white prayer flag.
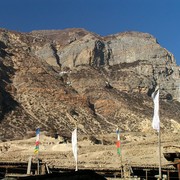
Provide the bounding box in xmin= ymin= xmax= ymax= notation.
xmin=72 ymin=128 xmax=78 ymax=171
xmin=116 ymin=128 xmax=120 ymax=141
xmin=152 ymin=89 xmax=160 ymax=132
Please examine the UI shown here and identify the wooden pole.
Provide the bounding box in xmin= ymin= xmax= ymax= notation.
xmin=120 ymin=154 xmax=123 ymax=178
xmin=167 ymin=170 xmax=170 ymax=180
xmin=152 ymin=88 xmax=161 ymax=179
xmin=75 ymin=122 xmax=78 ymax=171
xmin=45 ymin=163 xmax=50 ymax=174
xmin=120 ymin=135 xmax=123 ymax=178
xmin=116 ymin=128 xmax=123 ymax=178
xmin=27 ymin=156 xmax=32 ymax=175
xmin=145 ymin=170 xmax=148 ymax=180
xmin=158 ymin=125 xmax=162 ymax=179
xmin=37 ymin=159 xmax=40 ymax=175
xmin=177 ymin=162 xmax=180 ymax=180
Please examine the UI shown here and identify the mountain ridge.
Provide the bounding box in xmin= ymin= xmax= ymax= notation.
xmin=0 ymin=28 xmax=179 ymax=140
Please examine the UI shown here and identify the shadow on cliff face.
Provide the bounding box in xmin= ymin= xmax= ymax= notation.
xmin=0 ymin=89 xmax=19 ymax=121
xmin=0 ymin=40 xmax=13 ymax=58
xmin=0 ymin=42 xmax=19 ymax=121
xmin=0 ymin=41 xmax=7 ymax=58
xmin=92 ymin=40 xmax=105 ymax=66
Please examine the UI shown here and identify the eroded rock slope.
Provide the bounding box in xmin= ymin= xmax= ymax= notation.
xmin=0 ymin=28 xmax=179 ymax=140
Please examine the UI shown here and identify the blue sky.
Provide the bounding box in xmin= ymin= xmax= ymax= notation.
xmin=1 ymin=0 xmax=180 ymax=65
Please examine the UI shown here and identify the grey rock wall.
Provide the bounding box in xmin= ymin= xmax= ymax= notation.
xmin=33 ymin=30 xmax=180 ymax=101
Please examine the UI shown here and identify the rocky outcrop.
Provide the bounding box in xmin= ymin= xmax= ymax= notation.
xmin=31 ymin=30 xmax=180 ymax=100
xmin=0 ymin=28 xmax=179 ymax=140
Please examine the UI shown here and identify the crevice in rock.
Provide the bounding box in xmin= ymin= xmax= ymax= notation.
xmin=92 ymin=40 xmax=105 ymax=67
xmin=50 ymin=43 xmax=61 ymax=68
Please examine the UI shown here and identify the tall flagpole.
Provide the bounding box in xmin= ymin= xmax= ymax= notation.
xmin=152 ymin=88 xmax=161 ymax=179
xmin=75 ymin=120 xmax=78 ymax=171
xmin=116 ymin=127 xmax=123 ymax=178
xmin=34 ymin=128 xmax=40 ymax=175
xmin=158 ymin=127 xmax=162 ymax=179
xmin=34 ymin=128 xmax=40 ymax=157
xmin=76 ymin=126 xmax=78 ymax=171
xmin=72 ymin=127 xmax=78 ymax=171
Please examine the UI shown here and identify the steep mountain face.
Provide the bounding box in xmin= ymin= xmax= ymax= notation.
xmin=0 ymin=28 xmax=179 ymax=140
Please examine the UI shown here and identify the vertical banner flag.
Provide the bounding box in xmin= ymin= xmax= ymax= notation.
xmin=152 ymin=89 xmax=160 ymax=132
xmin=34 ymin=128 xmax=40 ymax=154
xmin=72 ymin=128 xmax=78 ymax=171
xmin=116 ymin=128 xmax=121 ymax=155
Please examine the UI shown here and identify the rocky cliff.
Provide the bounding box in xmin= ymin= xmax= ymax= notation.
xmin=0 ymin=28 xmax=179 ymax=140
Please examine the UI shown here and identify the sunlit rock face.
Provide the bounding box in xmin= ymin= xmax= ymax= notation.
xmin=32 ymin=30 xmax=180 ymax=99
xmin=0 ymin=28 xmax=179 ymax=140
